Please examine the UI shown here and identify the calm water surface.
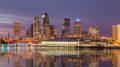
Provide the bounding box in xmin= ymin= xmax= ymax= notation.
xmin=0 ymin=46 xmax=119 ymax=67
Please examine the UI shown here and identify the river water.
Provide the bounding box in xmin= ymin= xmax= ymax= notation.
xmin=0 ymin=46 xmax=119 ymax=67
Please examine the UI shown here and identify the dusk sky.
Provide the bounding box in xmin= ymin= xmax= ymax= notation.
xmin=0 ymin=0 xmax=120 ymax=37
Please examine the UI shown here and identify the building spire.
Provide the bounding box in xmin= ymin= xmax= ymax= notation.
xmin=75 ymin=18 xmax=81 ymax=22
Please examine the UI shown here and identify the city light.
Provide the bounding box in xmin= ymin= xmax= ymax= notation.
xmin=42 ymin=15 xmax=45 ymax=18
xmin=0 ymin=1 xmax=120 ymax=67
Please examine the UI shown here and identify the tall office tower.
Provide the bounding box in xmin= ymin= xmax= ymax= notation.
xmin=89 ymin=26 xmax=100 ymax=39
xmin=42 ymin=12 xmax=50 ymax=40
xmin=14 ymin=22 xmax=21 ymax=38
xmin=62 ymin=18 xmax=70 ymax=37
xmin=31 ymin=24 xmax=33 ymax=38
xmin=74 ymin=18 xmax=82 ymax=37
xmin=49 ymin=25 xmax=55 ymax=39
xmin=26 ymin=27 xmax=31 ymax=38
xmin=33 ymin=16 xmax=41 ymax=41
xmin=112 ymin=24 xmax=120 ymax=42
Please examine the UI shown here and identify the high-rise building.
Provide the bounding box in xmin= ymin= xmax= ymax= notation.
xmin=61 ymin=18 xmax=70 ymax=37
xmin=33 ymin=16 xmax=41 ymax=41
xmin=89 ymin=26 xmax=100 ymax=39
xmin=74 ymin=18 xmax=82 ymax=37
xmin=112 ymin=24 xmax=120 ymax=42
xmin=26 ymin=27 xmax=31 ymax=38
xmin=31 ymin=24 xmax=33 ymax=38
xmin=42 ymin=12 xmax=50 ymax=40
xmin=14 ymin=22 xmax=21 ymax=38
xmin=49 ymin=25 xmax=55 ymax=39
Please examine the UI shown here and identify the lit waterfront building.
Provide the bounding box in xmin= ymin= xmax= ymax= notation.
xmin=101 ymin=36 xmax=112 ymax=40
xmin=63 ymin=33 xmax=79 ymax=38
xmin=42 ymin=12 xmax=50 ymax=40
xmin=49 ymin=25 xmax=55 ymax=39
xmin=14 ymin=22 xmax=21 ymax=38
xmin=112 ymin=24 xmax=120 ymax=43
xmin=74 ymin=18 xmax=82 ymax=37
xmin=33 ymin=16 xmax=41 ymax=41
xmin=61 ymin=18 xmax=70 ymax=37
xmin=41 ymin=37 xmax=80 ymax=47
xmin=89 ymin=26 xmax=100 ymax=39
xmin=82 ymin=31 xmax=89 ymax=37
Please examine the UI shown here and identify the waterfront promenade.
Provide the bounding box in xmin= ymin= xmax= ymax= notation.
xmin=0 ymin=43 xmax=120 ymax=49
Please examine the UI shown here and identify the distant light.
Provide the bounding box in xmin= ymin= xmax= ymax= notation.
xmin=26 ymin=27 xmax=29 ymax=29
xmin=75 ymin=18 xmax=80 ymax=22
xmin=42 ymin=15 xmax=45 ymax=18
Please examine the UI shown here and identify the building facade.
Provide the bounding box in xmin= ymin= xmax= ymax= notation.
xmin=62 ymin=18 xmax=70 ymax=37
xmin=43 ymin=12 xmax=50 ymax=40
xmin=74 ymin=20 xmax=82 ymax=37
xmin=26 ymin=27 xmax=31 ymax=38
xmin=49 ymin=25 xmax=55 ymax=39
xmin=31 ymin=24 xmax=33 ymax=38
xmin=33 ymin=16 xmax=41 ymax=41
xmin=14 ymin=22 xmax=21 ymax=38
xmin=89 ymin=26 xmax=100 ymax=39
xmin=112 ymin=24 xmax=120 ymax=42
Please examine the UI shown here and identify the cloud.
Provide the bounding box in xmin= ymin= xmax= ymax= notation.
xmin=0 ymin=13 xmax=32 ymax=37
xmin=0 ymin=13 xmax=32 ymax=24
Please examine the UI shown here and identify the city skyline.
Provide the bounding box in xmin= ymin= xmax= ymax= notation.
xmin=0 ymin=1 xmax=120 ymax=67
xmin=1 ymin=0 xmax=120 ymax=37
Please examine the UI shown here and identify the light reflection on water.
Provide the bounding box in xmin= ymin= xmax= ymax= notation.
xmin=0 ymin=45 xmax=119 ymax=67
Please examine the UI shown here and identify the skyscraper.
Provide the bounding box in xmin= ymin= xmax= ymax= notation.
xmin=112 ymin=24 xmax=120 ymax=42
xmin=89 ymin=26 xmax=100 ymax=39
xmin=61 ymin=18 xmax=70 ymax=37
xmin=74 ymin=18 xmax=82 ymax=37
xmin=14 ymin=22 xmax=21 ymax=38
xmin=42 ymin=12 xmax=50 ymax=40
xmin=26 ymin=27 xmax=31 ymax=38
xmin=49 ymin=25 xmax=55 ymax=39
xmin=33 ymin=16 xmax=41 ymax=41
xmin=31 ymin=24 xmax=33 ymax=38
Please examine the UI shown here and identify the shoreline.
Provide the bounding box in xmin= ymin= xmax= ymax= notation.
xmin=0 ymin=44 xmax=120 ymax=49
